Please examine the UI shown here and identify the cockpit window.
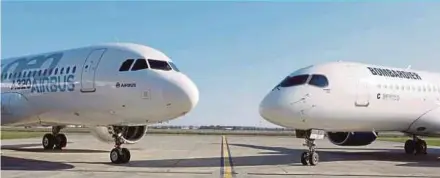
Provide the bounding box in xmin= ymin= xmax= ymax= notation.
xmin=119 ymin=59 xmax=134 ymax=72
xmin=131 ymin=59 xmax=149 ymax=71
xmin=308 ymin=74 xmax=329 ymax=88
xmin=279 ymin=74 xmax=309 ymax=87
xmin=168 ymin=62 xmax=180 ymax=72
xmin=148 ymin=59 xmax=172 ymax=71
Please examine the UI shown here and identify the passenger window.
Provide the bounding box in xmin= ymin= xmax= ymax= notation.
xmin=66 ymin=67 xmax=70 ymax=74
xmin=54 ymin=68 xmax=58 ymax=75
xmin=169 ymin=62 xmax=180 ymax=72
xmin=72 ymin=66 xmax=76 ymax=73
xmin=279 ymin=75 xmax=309 ymax=87
xmin=119 ymin=59 xmax=135 ymax=71
xmin=148 ymin=59 xmax=172 ymax=71
xmin=60 ymin=68 xmax=64 ymax=75
xmin=131 ymin=59 xmax=149 ymax=71
xmin=308 ymin=74 xmax=329 ymax=88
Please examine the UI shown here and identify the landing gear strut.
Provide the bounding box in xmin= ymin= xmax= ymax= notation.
xmin=404 ymin=135 xmax=427 ymax=155
xmin=42 ymin=126 xmax=67 ymax=150
xmin=109 ymin=126 xmax=131 ymax=164
xmin=300 ymin=129 xmax=325 ymax=166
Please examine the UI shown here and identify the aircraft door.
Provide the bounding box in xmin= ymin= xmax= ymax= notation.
xmin=80 ymin=48 xmax=107 ymax=92
xmin=355 ymin=80 xmax=370 ymax=107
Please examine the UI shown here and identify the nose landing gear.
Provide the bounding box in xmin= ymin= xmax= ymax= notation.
xmin=299 ymin=129 xmax=325 ymax=166
xmin=109 ymin=127 xmax=131 ymax=164
xmin=301 ymin=138 xmax=319 ymax=166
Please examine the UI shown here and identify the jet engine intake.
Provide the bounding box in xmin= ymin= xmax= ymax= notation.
xmin=90 ymin=125 xmax=147 ymax=144
xmin=327 ymin=131 xmax=377 ymax=146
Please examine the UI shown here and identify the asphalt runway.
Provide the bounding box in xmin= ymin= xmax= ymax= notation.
xmin=1 ymin=134 xmax=439 ymax=178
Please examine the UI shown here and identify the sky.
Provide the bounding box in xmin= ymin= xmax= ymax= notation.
xmin=2 ymin=1 xmax=440 ymax=127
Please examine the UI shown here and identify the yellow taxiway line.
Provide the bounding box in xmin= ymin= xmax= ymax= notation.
xmin=221 ymin=135 xmax=235 ymax=178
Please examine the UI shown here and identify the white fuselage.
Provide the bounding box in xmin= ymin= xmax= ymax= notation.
xmin=1 ymin=43 xmax=199 ymax=127
xmin=259 ymin=61 xmax=440 ymax=136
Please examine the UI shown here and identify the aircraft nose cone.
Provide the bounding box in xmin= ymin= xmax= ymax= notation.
xmin=180 ymin=76 xmax=199 ymax=112
xmin=164 ymin=74 xmax=199 ymax=115
xmin=259 ymin=92 xmax=280 ymax=120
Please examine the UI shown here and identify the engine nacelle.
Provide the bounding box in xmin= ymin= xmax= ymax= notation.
xmin=327 ymin=131 xmax=377 ymax=146
xmin=90 ymin=125 xmax=147 ymax=144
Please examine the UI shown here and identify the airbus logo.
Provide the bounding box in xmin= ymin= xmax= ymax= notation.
xmin=116 ymin=82 xmax=136 ymax=88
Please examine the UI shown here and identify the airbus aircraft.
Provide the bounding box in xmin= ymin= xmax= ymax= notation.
xmin=0 ymin=43 xmax=199 ymax=164
xmin=259 ymin=61 xmax=440 ymax=166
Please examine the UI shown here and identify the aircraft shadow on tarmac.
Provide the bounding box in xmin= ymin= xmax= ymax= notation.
xmin=71 ymin=143 xmax=439 ymax=168
xmin=1 ymin=143 xmax=106 ymax=171
xmin=229 ymin=144 xmax=440 ymax=168
xmin=1 ymin=143 xmax=108 ymax=153
xmin=1 ymin=156 xmax=75 ymax=171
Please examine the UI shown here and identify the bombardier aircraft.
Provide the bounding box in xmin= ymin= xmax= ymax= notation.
xmin=259 ymin=61 xmax=440 ymax=166
xmin=0 ymin=43 xmax=199 ymax=164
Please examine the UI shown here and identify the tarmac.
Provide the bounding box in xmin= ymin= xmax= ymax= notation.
xmin=1 ymin=134 xmax=439 ymax=178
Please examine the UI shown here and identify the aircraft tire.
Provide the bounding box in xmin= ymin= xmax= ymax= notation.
xmin=121 ymin=148 xmax=131 ymax=163
xmin=42 ymin=133 xmax=55 ymax=150
xmin=415 ymin=139 xmax=427 ymax=155
xmin=404 ymin=139 xmax=415 ymax=154
xmin=308 ymin=152 xmax=319 ymax=166
xmin=301 ymin=152 xmax=310 ymax=165
xmin=110 ymin=147 xmax=131 ymax=164
xmin=54 ymin=134 xmax=67 ymax=149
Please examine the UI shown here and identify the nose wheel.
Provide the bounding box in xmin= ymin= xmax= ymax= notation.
xmin=110 ymin=147 xmax=131 ymax=164
xmin=301 ymin=138 xmax=319 ymax=166
xmin=300 ymin=129 xmax=325 ymax=166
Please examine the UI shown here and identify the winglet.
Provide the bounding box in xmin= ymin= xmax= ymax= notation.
xmin=406 ymin=65 xmax=411 ymax=70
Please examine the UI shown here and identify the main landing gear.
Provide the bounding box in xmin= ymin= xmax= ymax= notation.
xmin=109 ymin=127 xmax=131 ymax=164
xmin=300 ymin=129 xmax=325 ymax=166
xmin=404 ymin=135 xmax=427 ymax=155
xmin=42 ymin=126 xmax=67 ymax=150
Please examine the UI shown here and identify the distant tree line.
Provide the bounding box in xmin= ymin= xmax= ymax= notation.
xmin=150 ymin=125 xmax=293 ymax=131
